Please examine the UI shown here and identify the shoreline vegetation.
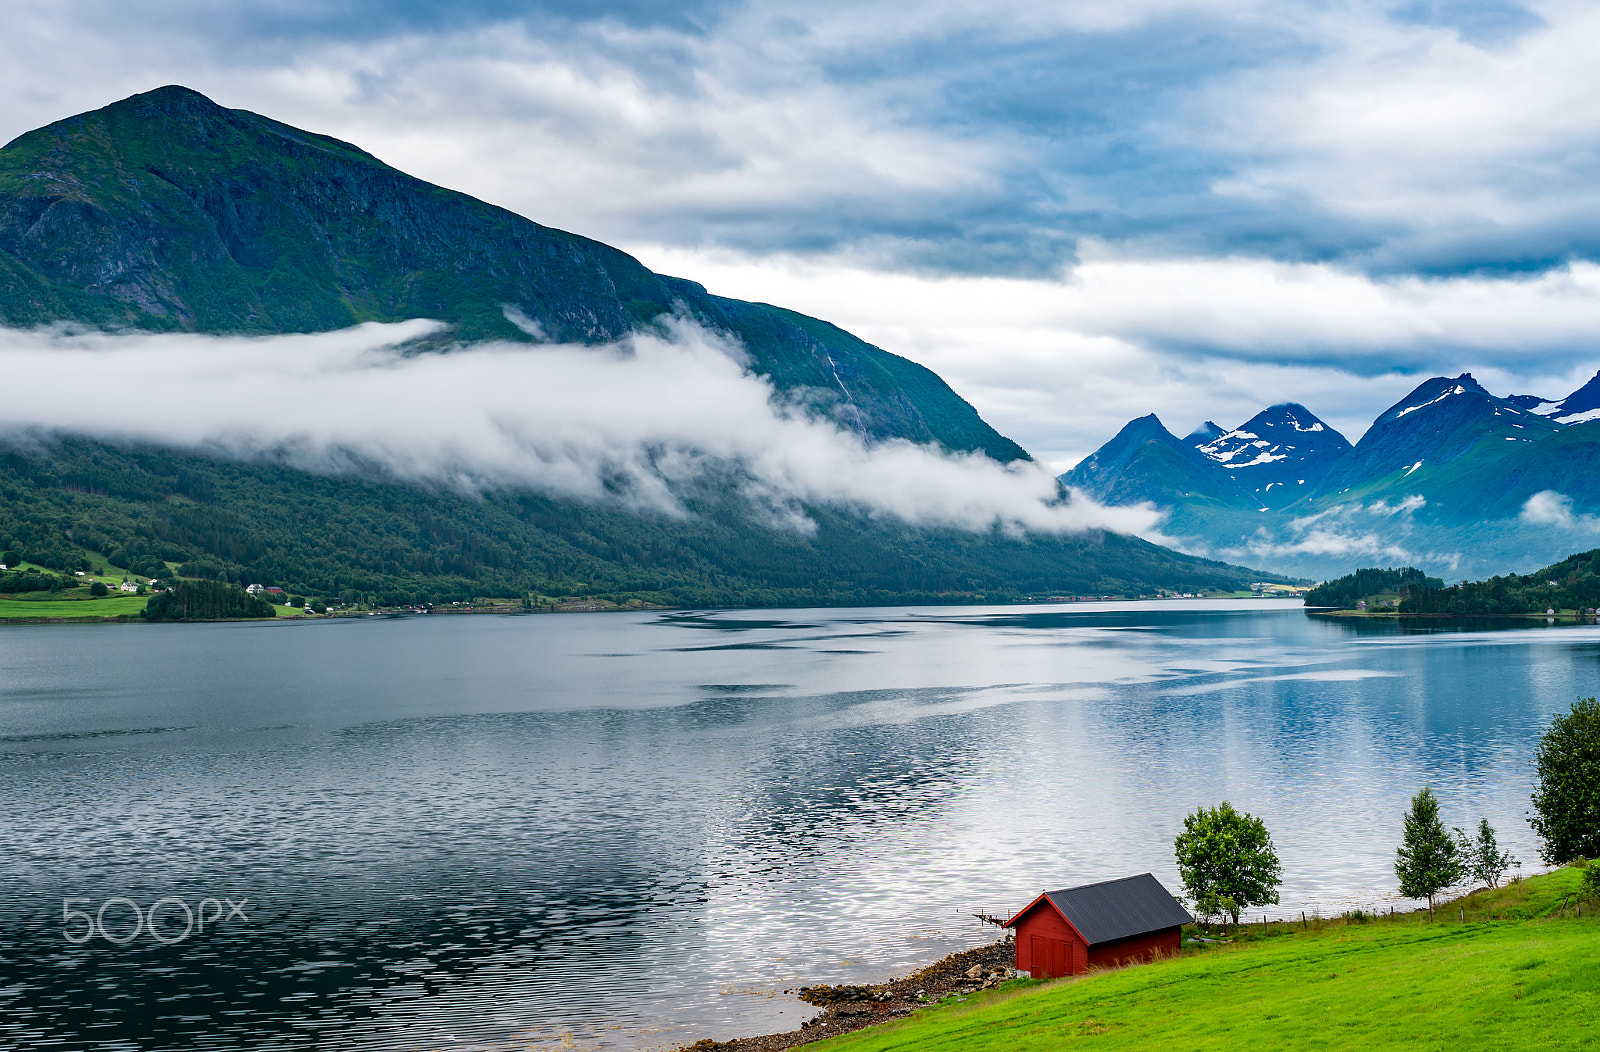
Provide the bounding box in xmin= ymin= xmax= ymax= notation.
xmin=676 ymin=866 xmax=1597 ymax=1052
xmin=0 ymin=577 xmax=1308 ymax=625
xmin=1304 ymin=550 xmax=1600 ymax=618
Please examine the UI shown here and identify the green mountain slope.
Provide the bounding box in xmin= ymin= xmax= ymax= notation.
xmin=0 ymin=86 xmax=1298 ymax=605
xmin=0 ymin=437 xmax=1277 ymax=606
xmin=0 ymin=85 xmax=1024 ymax=462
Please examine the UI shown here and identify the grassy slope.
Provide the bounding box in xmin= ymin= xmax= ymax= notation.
xmin=817 ymin=869 xmax=1598 ymax=1052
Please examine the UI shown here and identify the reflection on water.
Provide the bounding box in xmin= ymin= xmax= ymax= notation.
xmin=0 ymin=601 xmax=1594 ymax=1050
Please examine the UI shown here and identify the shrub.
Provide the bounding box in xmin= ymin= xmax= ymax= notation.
xmin=1581 ymin=865 xmax=1600 ymax=904
xmin=1457 ymin=818 xmax=1519 ymax=888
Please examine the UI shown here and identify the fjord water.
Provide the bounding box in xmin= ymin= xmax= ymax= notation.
xmin=0 ymin=602 xmax=1592 ymax=1050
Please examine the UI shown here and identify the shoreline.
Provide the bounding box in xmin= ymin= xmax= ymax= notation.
xmin=1309 ymin=609 xmax=1599 ymax=622
xmin=672 ymin=939 xmax=1018 ymax=1052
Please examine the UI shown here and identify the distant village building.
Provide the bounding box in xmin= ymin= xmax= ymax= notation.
xmin=245 ymin=583 xmax=264 ymax=596
xmin=118 ymin=581 xmax=139 ymax=593
xmin=1005 ymin=874 xmax=1193 ymax=979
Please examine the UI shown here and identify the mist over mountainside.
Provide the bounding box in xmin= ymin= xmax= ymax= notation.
xmin=0 ymin=86 xmax=1288 ymax=604
xmin=0 ymin=85 xmax=1023 ymax=462
xmin=1065 ymin=370 xmax=1600 ymax=582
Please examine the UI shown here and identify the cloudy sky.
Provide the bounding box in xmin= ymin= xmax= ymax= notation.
xmin=6 ymin=0 xmax=1600 ymax=469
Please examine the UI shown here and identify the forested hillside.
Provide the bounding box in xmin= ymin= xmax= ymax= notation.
xmin=0 ymin=437 xmax=1277 ymax=607
xmin=1400 ymin=549 xmax=1600 ymax=615
xmin=1304 ymin=567 xmax=1442 ymax=609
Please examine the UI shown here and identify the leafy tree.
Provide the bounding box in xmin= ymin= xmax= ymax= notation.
xmin=1395 ymin=788 xmax=1463 ymax=914
xmin=89 ymin=580 xmax=108 ymax=596
xmin=1174 ymin=801 xmax=1282 ymax=926
xmin=1528 ymin=697 xmax=1600 ymax=864
xmin=1455 ymin=818 xmax=1518 ymax=888
xmin=0 ymin=550 xmax=18 ymax=568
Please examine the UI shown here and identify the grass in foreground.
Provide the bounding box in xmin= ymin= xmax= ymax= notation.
xmin=817 ymin=868 xmax=1599 ymax=1052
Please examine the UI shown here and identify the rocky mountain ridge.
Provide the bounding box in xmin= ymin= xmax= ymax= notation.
xmin=1063 ymin=370 xmax=1600 ymax=581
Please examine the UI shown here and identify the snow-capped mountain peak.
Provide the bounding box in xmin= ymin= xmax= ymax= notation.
xmin=1194 ymin=403 xmax=1353 ymax=500
xmin=1531 ymin=369 xmax=1600 ymax=424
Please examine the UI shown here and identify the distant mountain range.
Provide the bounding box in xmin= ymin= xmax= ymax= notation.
xmin=0 ymin=86 xmax=1282 ymax=604
xmin=1063 ymin=371 xmax=1600 ymax=580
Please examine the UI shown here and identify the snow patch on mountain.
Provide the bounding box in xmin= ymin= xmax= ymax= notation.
xmin=1396 ymin=384 xmax=1468 ymax=417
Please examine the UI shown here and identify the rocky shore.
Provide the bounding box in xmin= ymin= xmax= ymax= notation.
xmin=677 ymin=938 xmax=1018 ymax=1052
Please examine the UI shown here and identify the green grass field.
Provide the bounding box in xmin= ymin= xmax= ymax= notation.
xmin=817 ymin=868 xmax=1599 ymax=1052
xmin=0 ymin=595 xmax=151 ymax=619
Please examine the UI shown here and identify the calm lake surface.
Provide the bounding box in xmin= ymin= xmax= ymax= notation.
xmin=1 ymin=601 xmax=1595 ymax=1050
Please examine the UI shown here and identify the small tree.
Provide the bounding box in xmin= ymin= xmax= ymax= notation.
xmin=1456 ymin=818 xmax=1518 ymax=889
xmin=1528 ymin=697 xmax=1600 ymax=864
xmin=89 ymin=580 xmax=109 ymax=596
xmin=1174 ymin=801 xmax=1282 ymax=926
xmin=1396 ymin=788 xmax=1463 ymax=914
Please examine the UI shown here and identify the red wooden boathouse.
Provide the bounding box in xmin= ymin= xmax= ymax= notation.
xmin=1004 ymin=873 xmax=1192 ymax=978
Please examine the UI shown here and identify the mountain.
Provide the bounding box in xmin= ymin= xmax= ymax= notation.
xmin=0 ymin=86 xmax=1287 ymax=604
xmin=0 ymin=85 xmax=1024 ymax=462
xmin=1066 ymin=371 xmax=1600 ymax=582
xmin=1527 ymin=369 xmax=1600 ymax=425
xmin=1314 ymin=374 xmax=1561 ymax=499
xmin=1193 ymin=403 xmax=1352 ymax=508
xmin=1061 ymin=415 xmax=1247 ymax=508
xmin=1182 ymin=421 xmax=1225 ymax=445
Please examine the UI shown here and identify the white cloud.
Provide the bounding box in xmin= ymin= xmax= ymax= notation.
xmin=5 ymin=0 xmax=1600 ymax=477
xmin=633 ymin=244 xmax=1600 ymax=465
xmin=0 ymin=320 xmax=1165 ymax=540
xmin=1368 ymin=495 xmax=1426 ymax=517
xmin=1519 ymin=489 xmax=1597 ymax=530
xmin=1201 ymin=1 xmax=1600 ymax=256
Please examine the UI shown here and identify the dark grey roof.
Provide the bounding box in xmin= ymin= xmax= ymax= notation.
xmin=1040 ymin=873 xmax=1193 ymax=945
